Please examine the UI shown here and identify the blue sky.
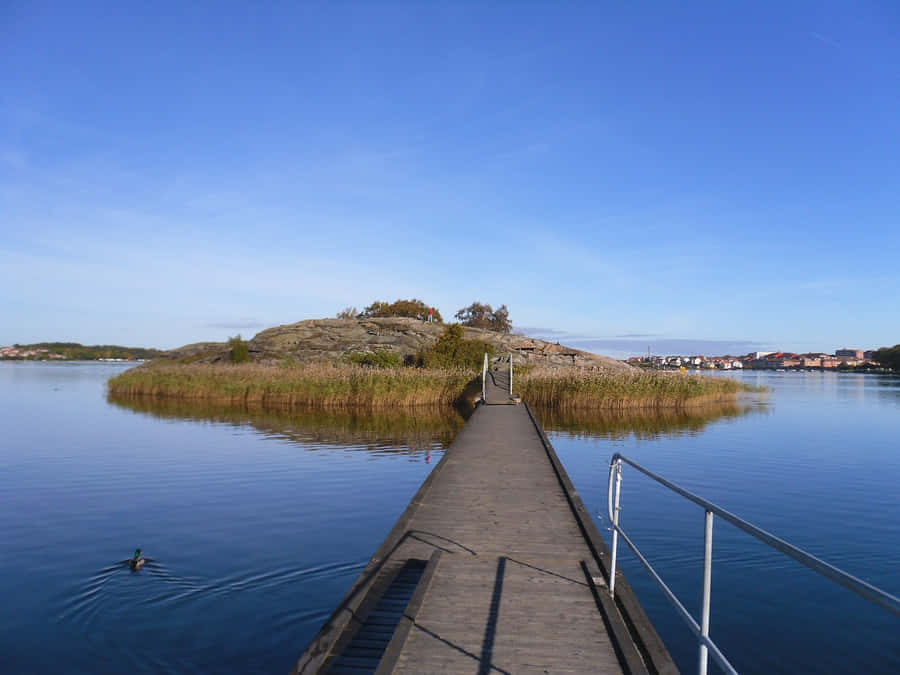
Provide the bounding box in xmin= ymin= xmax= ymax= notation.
xmin=2 ymin=2 xmax=898 ymax=357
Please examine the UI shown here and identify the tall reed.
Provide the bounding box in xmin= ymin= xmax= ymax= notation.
xmin=108 ymin=362 xmax=756 ymax=412
xmin=108 ymin=362 xmax=475 ymax=409
xmin=517 ymin=367 xmax=756 ymax=410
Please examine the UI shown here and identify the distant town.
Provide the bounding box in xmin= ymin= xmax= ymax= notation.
xmin=629 ymin=348 xmax=882 ymax=371
xmin=0 ymin=346 xmax=141 ymax=361
xmin=1 ymin=341 xmax=893 ymax=373
xmin=1 ymin=346 xmax=67 ymax=360
xmin=0 ymin=343 xmax=163 ymax=362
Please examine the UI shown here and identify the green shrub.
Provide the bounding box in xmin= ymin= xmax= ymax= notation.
xmin=414 ymin=324 xmax=494 ymax=371
xmin=228 ymin=335 xmax=250 ymax=364
xmin=348 ymin=349 xmax=403 ymax=368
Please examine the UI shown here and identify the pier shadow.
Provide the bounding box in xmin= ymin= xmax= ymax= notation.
xmin=408 ymin=530 xmax=478 ymax=557
xmin=505 ymin=555 xmax=588 ymax=587
xmin=478 ymin=556 xmax=507 ymax=675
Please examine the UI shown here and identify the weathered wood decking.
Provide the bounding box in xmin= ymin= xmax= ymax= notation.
xmin=293 ymin=367 xmax=675 ymax=675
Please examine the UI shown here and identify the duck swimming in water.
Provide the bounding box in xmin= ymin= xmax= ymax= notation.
xmin=130 ymin=549 xmax=145 ymax=570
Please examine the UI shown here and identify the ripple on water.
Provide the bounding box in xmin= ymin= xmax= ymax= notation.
xmin=56 ymin=556 xmax=367 ymax=635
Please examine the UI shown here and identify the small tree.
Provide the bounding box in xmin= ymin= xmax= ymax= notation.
xmin=489 ymin=304 xmax=511 ymax=333
xmin=228 ymin=334 xmax=250 ymax=363
xmin=336 ymin=306 xmax=359 ymax=319
xmin=455 ymin=302 xmax=512 ymax=333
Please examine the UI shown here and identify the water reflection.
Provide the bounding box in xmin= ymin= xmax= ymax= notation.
xmin=109 ymin=393 xmax=766 ymax=449
xmin=534 ymin=400 xmax=767 ymax=440
xmin=108 ymin=395 xmax=468 ymax=453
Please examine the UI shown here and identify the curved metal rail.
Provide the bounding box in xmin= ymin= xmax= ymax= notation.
xmin=607 ymin=453 xmax=900 ymax=675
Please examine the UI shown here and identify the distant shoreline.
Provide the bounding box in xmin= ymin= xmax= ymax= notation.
xmin=0 ymin=342 xmax=163 ymax=362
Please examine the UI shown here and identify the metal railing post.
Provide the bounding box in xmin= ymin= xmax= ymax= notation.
xmin=508 ymin=353 xmax=513 ymax=396
xmin=482 ymin=353 xmax=488 ymax=402
xmin=699 ymin=510 xmax=714 ymax=675
xmin=608 ymin=459 xmax=623 ymax=597
xmin=603 ymin=453 xmax=900 ymax=675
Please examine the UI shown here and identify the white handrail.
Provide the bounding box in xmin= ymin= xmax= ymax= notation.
xmin=508 ymin=352 xmax=513 ymax=396
xmin=481 ymin=352 xmax=488 ymax=402
xmin=607 ymin=453 xmax=900 ymax=675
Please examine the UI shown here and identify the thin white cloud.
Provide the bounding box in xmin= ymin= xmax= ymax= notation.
xmin=810 ymin=32 xmax=840 ymax=48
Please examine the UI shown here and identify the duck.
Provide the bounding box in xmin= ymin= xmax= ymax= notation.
xmin=130 ymin=548 xmax=145 ymax=570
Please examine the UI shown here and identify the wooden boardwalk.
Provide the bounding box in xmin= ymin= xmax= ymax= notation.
xmin=293 ymin=366 xmax=674 ymax=675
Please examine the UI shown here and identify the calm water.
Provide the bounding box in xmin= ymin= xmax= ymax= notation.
xmin=1 ymin=363 xmax=897 ymax=673
xmin=0 ymin=362 xmax=460 ymax=673
xmin=543 ymin=371 xmax=900 ymax=674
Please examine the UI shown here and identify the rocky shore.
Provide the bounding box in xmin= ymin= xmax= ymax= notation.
xmin=163 ymin=317 xmax=631 ymax=372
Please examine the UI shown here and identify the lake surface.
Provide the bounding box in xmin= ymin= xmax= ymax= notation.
xmin=1 ymin=363 xmax=897 ymax=673
xmin=543 ymin=371 xmax=900 ymax=674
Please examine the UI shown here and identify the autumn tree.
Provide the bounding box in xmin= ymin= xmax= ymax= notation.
xmin=454 ymin=302 xmax=512 ymax=333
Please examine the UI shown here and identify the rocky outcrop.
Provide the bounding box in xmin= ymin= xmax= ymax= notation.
xmin=162 ymin=318 xmax=631 ymax=372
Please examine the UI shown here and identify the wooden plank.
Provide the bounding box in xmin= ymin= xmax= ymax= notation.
xmin=295 ymin=374 xmax=676 ymax=674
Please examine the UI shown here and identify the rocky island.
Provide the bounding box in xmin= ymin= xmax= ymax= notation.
xmin=108 ymin=317 xmax=752 ymax=410
xmin=161 ymin=317 xmax=631 ymax=371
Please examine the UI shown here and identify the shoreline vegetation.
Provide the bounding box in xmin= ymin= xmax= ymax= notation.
xmin=1 ymin=342 xmax=163 ymax=361
xmin=106 ymin=318 xmax=763 ymax=412
xmin=108 ymin=363 xmax=479 ymax=409
xmin=516 ymin=367 xmax=759 ymax=409
xmin=107 ymin=361 xmax=761 ymax=411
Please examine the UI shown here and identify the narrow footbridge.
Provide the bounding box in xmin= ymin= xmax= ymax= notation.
xmin=293 ymin=355 xmax=900 ymax=674
xmin=292 ymin=356 xmax=673 ymax=674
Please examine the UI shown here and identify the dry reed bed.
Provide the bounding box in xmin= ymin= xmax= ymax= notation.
xmin=109 ymin=362 xmax=755 ymax=411
xmin=108 ymin=362 xmax=474 ymax=408
xmin=517 ymin=367 xmax=754 ymax=409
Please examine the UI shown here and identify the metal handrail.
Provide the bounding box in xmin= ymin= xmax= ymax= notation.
xmin=607 ymin=453 xmax=900 ymax=675
xmin=508 ymin=352 xmax=513 ymax=396
xmin=481 ymin=353 xmax=488 ymax=402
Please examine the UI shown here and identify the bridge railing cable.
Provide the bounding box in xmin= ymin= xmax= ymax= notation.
xmin=607 ymin=453 xmax=900 ymax=675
